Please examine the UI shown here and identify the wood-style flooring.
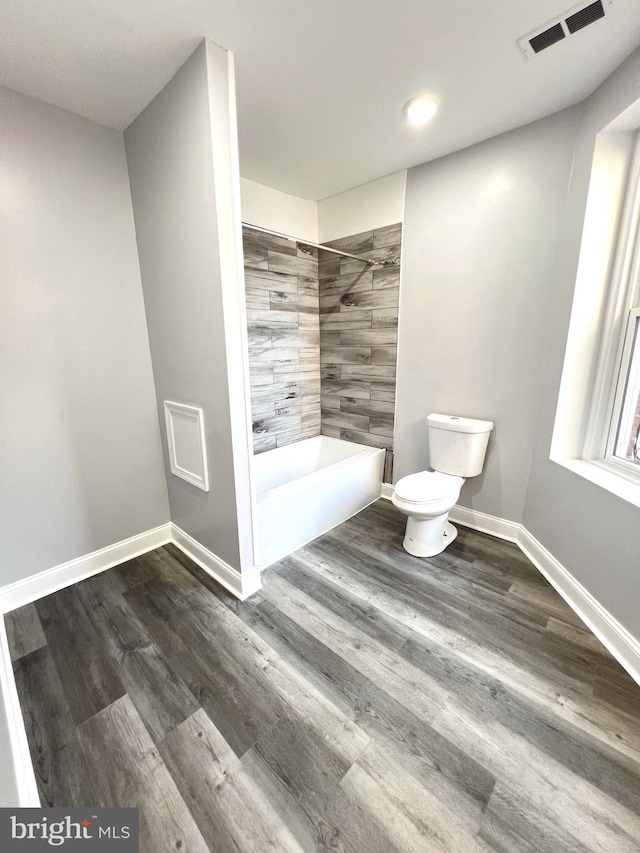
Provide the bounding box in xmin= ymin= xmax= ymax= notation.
xmin=6 ymin=499 xmax=640 ymax=852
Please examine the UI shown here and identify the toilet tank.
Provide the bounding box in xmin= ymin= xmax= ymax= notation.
xmin=427 ymin=413 xmax=494 ymax=477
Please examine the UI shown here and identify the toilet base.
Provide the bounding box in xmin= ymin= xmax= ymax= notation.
xmin=402 ymin=514 xmax=458 ymax=557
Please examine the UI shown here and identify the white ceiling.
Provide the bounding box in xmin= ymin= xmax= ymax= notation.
xmin=2 ymin=1 xmax=640 ymax=199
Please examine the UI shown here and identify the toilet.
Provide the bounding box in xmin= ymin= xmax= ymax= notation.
xmin=392 ymin=413 xmax=493 ymax=557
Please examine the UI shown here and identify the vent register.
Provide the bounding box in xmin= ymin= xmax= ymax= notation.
xmin=519 ymin=0 xmax=608 ymax=57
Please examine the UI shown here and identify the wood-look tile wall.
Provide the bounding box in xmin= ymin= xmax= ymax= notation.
xmin=243 ymin=227 xmax=321 ymax=453
xmin=319 ymin=224 xmax=402 ymax=480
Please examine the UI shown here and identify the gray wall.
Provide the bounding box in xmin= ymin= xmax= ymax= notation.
xmin=0 ymin=85 xmax=169 ymax=586
xmin=523 ymin=47 xmax=640 ymax=640
xmin=394 ymin=107 xmax=580 ymax=522
xmin=125 ymin=41 xmax=255 ymax=572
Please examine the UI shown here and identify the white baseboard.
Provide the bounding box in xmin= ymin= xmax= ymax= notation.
xmin=171 ymin=524 xmax=261 ymax=601
xmin=0 ymin=521 xmax=172 ymax=807
xmin=0 ymin=521 xmax=262 ymax=805
xmin=0 ymin=522 xmax=262 ymax=616
xmin=0 ymin=524 xmax=173 ymax=616
xmin=449 ymin=504 xmax=521 ymax=543
xmin=381 ymin=482 xmax=394 ymax=500
xmin=518 ymin=527 xmax=640 ymax=686
xmin=0 ymin=620 xmax=40 ymax=806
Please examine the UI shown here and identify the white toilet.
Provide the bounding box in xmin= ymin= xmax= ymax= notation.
xmin=392 ymin=413 xmax=494 ymax=557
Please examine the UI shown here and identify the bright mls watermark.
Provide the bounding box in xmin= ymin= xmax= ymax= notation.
xmin=0 ymin=809 xmax=139 ymax=851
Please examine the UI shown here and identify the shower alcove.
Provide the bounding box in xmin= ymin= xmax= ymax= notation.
xmin=241 ymin=220 xmax=403 ymax=567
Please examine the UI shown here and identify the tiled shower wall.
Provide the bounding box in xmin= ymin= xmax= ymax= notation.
xmin=319 ymin=224 xmax=402 ymax=480
xmin=243 ymin=227 xmax=321 ymax=453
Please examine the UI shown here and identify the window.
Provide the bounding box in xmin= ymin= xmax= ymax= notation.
xmin=551 ymin=117 xmax=640 ymax=508
xmin=608 ymin=307 xmax=640 ymax=467
xmin=598 ymin=133 xmax=640 ymax=483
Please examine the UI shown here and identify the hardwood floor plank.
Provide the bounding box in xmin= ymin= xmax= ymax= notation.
xmin=479 ymin=782 xmax=608 ymax=852
xmin=321 ymin=783 xmax=407 ymax=853
xmin=292 ymin=533 xmax=599 ymax=706
xmin=77 ymin=571 xmax=200 ymax=742
xmin=339 ymin=744 xmax=488 ymax=853
xmin=171 ymin=585 xmax=370 ymax=777
xmin=12 ymin=647 xmax=97 ymax=807
xmin=506 ymin=579 xmax=585 ymax=628
xmin=450 ymin=526 xmax=540 ymax=575
xmin=275 ymin=559 xmax=413 ymax=652
xmin=321 ymin=524 xmax=552 ymax=636
xmin=138 ymin=547 xmax=203 ymax=596
xmin=77 ymin=694 xmax=209 ymax=853
xmin=433 ymin=703 xmax=640 ymax=853
xmin=236 ymin=596 xmax=494 ymax=828
xmin=478 ymin=791 xmax=553 ymax=853
xmin=261 ymin=569 xmax=447 ymax=721
xmin=400 ymin=636 xmax=640 ymax=814
xmin=109 ymin=555 xmax=156 ymax=592
xmin=163 ymin=542 xmax=243 ymax=613
xmin=159 ymin=709 xmax=305 ymax=853
xmin=593 ymin=662 xmax=640 ymax=720
xmin=5 ymin=602 xmax=47 ymax=662
xmin=252 ymin=728 xmax=354 ymax=844
xmin=35 ymin=586 xmax=126 ymax=725
xmin=124 ymin=579 xmax=274 ymax=757
xmin=545 ymin=615 xmax=611 ymax=655
xmin=11 ymin=500 xmax=640 ymax=852
xmin=129 ymin=578 xmax=368 ymax=775
xmin=242 ymin=746 xmax=355 ymax=853
xmin=229 ymin=596 xmax=361 ymax=720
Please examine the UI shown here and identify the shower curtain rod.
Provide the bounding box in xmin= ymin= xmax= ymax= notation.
xmin=241 ymin=221 xmax=375 ymax=265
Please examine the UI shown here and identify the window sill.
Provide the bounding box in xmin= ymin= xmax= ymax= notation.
xmin=551 ymin=455 xmax=640 ymax=509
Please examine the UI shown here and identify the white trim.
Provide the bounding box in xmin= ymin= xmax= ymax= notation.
xmin=607 ymin=306 xmax=640 ymax=465
xmin=0 ymin=620 xmax=39 ymax=806
xmin=206 ymin=43 xmax=258 ymax=571
xmin=171 ymin=524 xmax=261 ymax=601
xmin=381 ymin=482 xmax=394 ymax=500
xmin=0 ymin=523 xmax=175 ymax=807
xmin=163 ymin=401 xmax=210 ymax=492
xmin=518 ymin=526 xmax=640 ymax=685
xmin=0 ymin=520 xmax=260 ymax=805
xmin=0 ymin=524 xmax=172 ymax=616
xmin=448 ymin=504 xmax=521 ymax=543
xmin=551 ymin=457 xmax=640 ymax=509
xmin=552 ymin=130 xmax=640 ymax=507
xmin=0 ymin=520 xmax=261 ymax=616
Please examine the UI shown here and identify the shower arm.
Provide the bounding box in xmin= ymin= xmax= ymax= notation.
xmin=241 ymin=221 xmax=381 ymax=266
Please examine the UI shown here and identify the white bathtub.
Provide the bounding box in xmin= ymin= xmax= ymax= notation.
xmin=253 ymin=436 xmax=385 ymax=568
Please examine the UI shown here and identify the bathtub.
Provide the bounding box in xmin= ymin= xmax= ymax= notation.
xmin=253 ymin=436 xmax=385 ymax=568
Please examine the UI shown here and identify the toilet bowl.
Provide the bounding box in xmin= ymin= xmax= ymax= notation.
xmin=392 ymin=413 xmax=493 ymax=558
xmin=392 ymin=471 xmax=464 ymax=557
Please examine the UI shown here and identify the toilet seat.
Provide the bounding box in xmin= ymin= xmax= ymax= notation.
xmin=394 ymin=471 xmax=463 ymax=505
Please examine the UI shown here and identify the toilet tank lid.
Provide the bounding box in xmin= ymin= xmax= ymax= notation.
xmin=427 ymin=413 xmax=494 ymax=434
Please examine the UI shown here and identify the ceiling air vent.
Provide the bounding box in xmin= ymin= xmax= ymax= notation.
xmin=518 ymin=0 xmax=611 ymax=59
xmin=565 ymin=1 xmax=605 ymax=34
xmin=529 ymin=23 xmax=566 ymax=54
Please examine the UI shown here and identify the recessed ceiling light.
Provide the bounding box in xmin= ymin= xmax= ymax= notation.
xmin=405 ymin=95 xmax=438 ymax=127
